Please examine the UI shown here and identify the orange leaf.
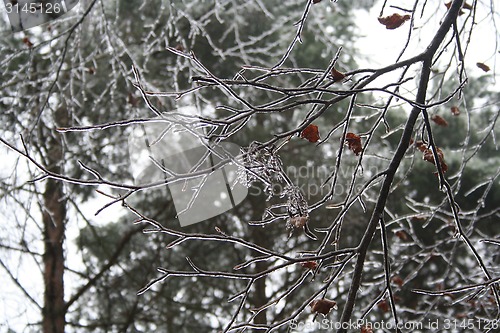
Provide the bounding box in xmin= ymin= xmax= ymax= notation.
xmin=431 ymin=114 xmax=448 ymax=127
xmin=477 ymin=62 xmax=490 ymax=72
xmin=300 ymin=261 xmax=318 ymax=270
xmin=378 ymin=13 xmax=411 ymax=30
xmin=345 ymin=132 xmax=362 ymax=155
xmin=301 ymin=124 xmax=320 ymax=143
xmin=331 ymin=68 xmax=346 ymax=83
xmin=450 ymin=106 xmax=460 ymax=116
xmin=310 ymin=299 xmax=337 ymax=315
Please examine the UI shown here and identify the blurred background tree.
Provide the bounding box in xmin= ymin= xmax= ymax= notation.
xmin=1 ymin=0 xmax=366 ymax=331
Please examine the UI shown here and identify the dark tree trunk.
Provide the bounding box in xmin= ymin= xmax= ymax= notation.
xmin=41 ymin=131 xmax=66 ymax=333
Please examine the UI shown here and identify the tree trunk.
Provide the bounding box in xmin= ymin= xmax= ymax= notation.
xmin=41 ymin=132 xmax=66 ymax=333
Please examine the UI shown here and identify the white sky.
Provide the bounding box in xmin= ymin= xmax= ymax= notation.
xmin=355 ymin=0 xmax=499 ymax=85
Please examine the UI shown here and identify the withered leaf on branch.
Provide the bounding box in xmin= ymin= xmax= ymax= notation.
xmin=299 ymin=261 xmax=318 ymax=270
xmin=301 ymin=124 xmax=320 ymax=143
xmin=414 ymin=140 xmax=427 ymax=152
xmin=378 ymin=13 xmax=411 ymax=30
xmin=444 ymin=2 xmax=465 ymax=15
xmin=289 ymin=215 xmax=308 ymax=228
xmin=310 ymin=299 xmax=337 ymax=315
xmin=22 ymin=37 xmax=33 ymax=48
xmin=450 ymin=106 xmax=460 ymax=116
xmin=444 ymin=1 xmax=473 ymax=14
xmin=312 ymin=0 xmax=322 ymax=3
xmin=331 ymin=68 xmax=346 ymax=82
xmin=345 ymin=132 xmax=362 ymax=155
xmin=127 ymin=92 xmax=139 ymax=106
xmin=431 ymin=114 xmax=448 ymax=127
xmin=391 ymin=275 xmax=405 ymax=287
xmin=462 ymin=2 xmax=473 ymax=10
xmin=361 ymin=326 xmax=374 ymax=333
xmin=476 ymin=62 xmax=490 ymax=72
xmin=377 ymin=300 xmax=390 ymax=313
xmin=423 ymin=147 xmax=442 ymax=165
xmin=395 ymin=230 xmax=409 ymax=241
xmin=423 ymin=146 xmax=448 ymax=173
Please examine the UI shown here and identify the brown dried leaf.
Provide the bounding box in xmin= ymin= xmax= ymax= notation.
xmin=22 ymin=37 xmax=33 ymax=48
xmin=312 ymin=0 xmax=322 ymax=3
xmin=395 ymin=230 xmax=409 ymax=241
xmin=422 ymin=147 xmax=439 ymax=164
xmin=439 ymin=161 xmax=448 ymax=173
xmin=331 ymin=68 xmax=346 ymax=82
xmin=391 ymin=275 xmax=405 ymax=287
xmin=300 ymin=261 xmax=318 ymax=270
xmin=423 ymin=147 xmax=448 ymax=173
xmin=450 ymin=106 xmax=460 ymax=116
xmin=361 ymin=326 xmax=374 ymax=333
xmin=289 ymin=216 xmax=308 ymax=228
xmin=444 ymin=2 xmax=465 ymax=15
xmin=414 ymin=140 xmax=427 ymax=152
xmin=431 ymin=114 xmax=448 ymax=127
xmin=345 ymin=132 xmax=362 ymax=155
xmin=411 ymin=216 xmax=426 ymax=222
xmin=462 ymin=2 xmax=473 ymax=10
xmin=310 ymin=299 xmax=337 ymax=315
xmin=128 ymin=92 xmax=139 ymax=106
xmin=378 ymin=13 xmax=411 ymax=30
xmin=445 ymin=1 xmax=472 ymax=12
xmin=301 ymin=124 xmax=320 ymax=143
xmin=377 ymin=300 xmax=390 ymax=313
xmin=476 ymin=62 xmax=490 ymax=72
